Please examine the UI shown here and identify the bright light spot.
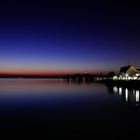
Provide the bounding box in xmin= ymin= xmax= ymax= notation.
xmin=125 ymin=88 xmax=128 ymax=102
xmin=136 ymin=90 xmax=139 ymax=102
xmin=128 ymin=76 xmax=131 ymax=80
xmin=125 ymin=73 xmax=128 ymax=77
xmin=123 ymin=77 xmax=125 ymax=80
xmin=113 ymin=75 xmax=118 ymax=80
xmin=119 ymin=76 xmax=122 ymax=80
xmin=133 ymin=76 xmax=137 ymax=80
xmin=119 ymin=87 xmax=122 ymax=95
xmin=113 ymin=87 xmax=118 ymax=93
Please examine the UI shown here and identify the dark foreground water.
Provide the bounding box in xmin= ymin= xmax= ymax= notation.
xmin=0 ymin=79 xmax=140 ymax=137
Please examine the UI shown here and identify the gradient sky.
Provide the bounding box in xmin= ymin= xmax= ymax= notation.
xmin=0 ymin=0 xmax=140 ymax=75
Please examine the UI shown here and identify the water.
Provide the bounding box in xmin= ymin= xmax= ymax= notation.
xmin=0 ymin=78 xmax=140 ymax=136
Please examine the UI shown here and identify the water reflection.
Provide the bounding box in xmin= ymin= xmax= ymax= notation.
xmin=1 ymin=78 xmax=140 ymax=133
xmin=113 ymin=87 xmax=118 ymax=93
xmin=112 ymin=86 xmax=140 ymax=104
xmin=119 ymin=87 xmax=122 ymax=95
xmin=136 ymin=90 xmax=139 ymax=102
xmin=125 ymin=88 xmax=128 ymax=102
xmin=0 ymin=78 xmax=107 ymax=108
xmin=1 ymin=78 xmax=139 ymax=106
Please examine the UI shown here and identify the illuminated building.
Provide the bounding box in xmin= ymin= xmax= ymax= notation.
xmin=119 ymin=65 xmax=140 ymax=80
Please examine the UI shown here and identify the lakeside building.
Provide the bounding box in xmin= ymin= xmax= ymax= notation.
xmin=119 ymin=65 xmax=140 ymax=80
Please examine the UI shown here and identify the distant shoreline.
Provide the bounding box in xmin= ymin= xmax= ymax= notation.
xmin=0 ymin=75 xmax=64 ymax=79
xmin=1 ymin=75 xmax=140 ymax=89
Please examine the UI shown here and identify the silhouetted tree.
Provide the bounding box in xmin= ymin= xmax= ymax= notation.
xmin=107 ymin=71 xmax=116 ymax=77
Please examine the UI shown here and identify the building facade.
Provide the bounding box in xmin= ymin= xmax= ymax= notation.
xmin=119 ymin=65 xmax=140 ymax=80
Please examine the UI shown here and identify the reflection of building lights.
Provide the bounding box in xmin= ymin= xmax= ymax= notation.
xmin=136 ymin=90 xmax=139 ymax=102
xmin=83 ymin=77 xmax=85 ymax=83
xmin=76 ymin=77 xmax=78 ymax=83
xmin=125 ymin=88 xmax=128 ymax=102
xmin=69 ymin=77 xmax=72 ymax=84
xmin=113 ymin=87 xmax=118 ymax=93
xmin=119 ymin=87 xmax=122 ymax=95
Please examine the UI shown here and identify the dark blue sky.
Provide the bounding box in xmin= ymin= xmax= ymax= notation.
xmin=0 ymin=0 xmax=140 ymax=74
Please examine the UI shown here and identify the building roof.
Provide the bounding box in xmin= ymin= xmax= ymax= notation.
xmin=120 ymin=65 xmax=131 ymax=73
xmin=120 ymin=65 xmax=139 ymax=75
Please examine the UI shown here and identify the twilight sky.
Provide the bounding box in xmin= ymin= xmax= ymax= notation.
xmin=0 ymin=0 xmax=140 ymax=75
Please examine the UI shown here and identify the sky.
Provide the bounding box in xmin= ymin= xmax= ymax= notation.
xmin=0 ymin=0 xmax=140 ymax=75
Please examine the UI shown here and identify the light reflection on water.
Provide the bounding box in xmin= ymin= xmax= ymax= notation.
xmin=0 ymin=78 xmax=139 ymax=105
xmin=0 ymin=78 xmax=109 ymax=107
xmin=0 ymin=78 xmax=105 ymax=95
xmin=0 ymin=78 xmax=140 ymax=106
xmin=0 ymin=78 xmax=140 ymax=134
xmin=113 ymin=86 xmax=140 ymax=104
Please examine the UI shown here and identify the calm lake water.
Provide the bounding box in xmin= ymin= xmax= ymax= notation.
xmin=0 ymin=78 xmax=140 ymax=136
